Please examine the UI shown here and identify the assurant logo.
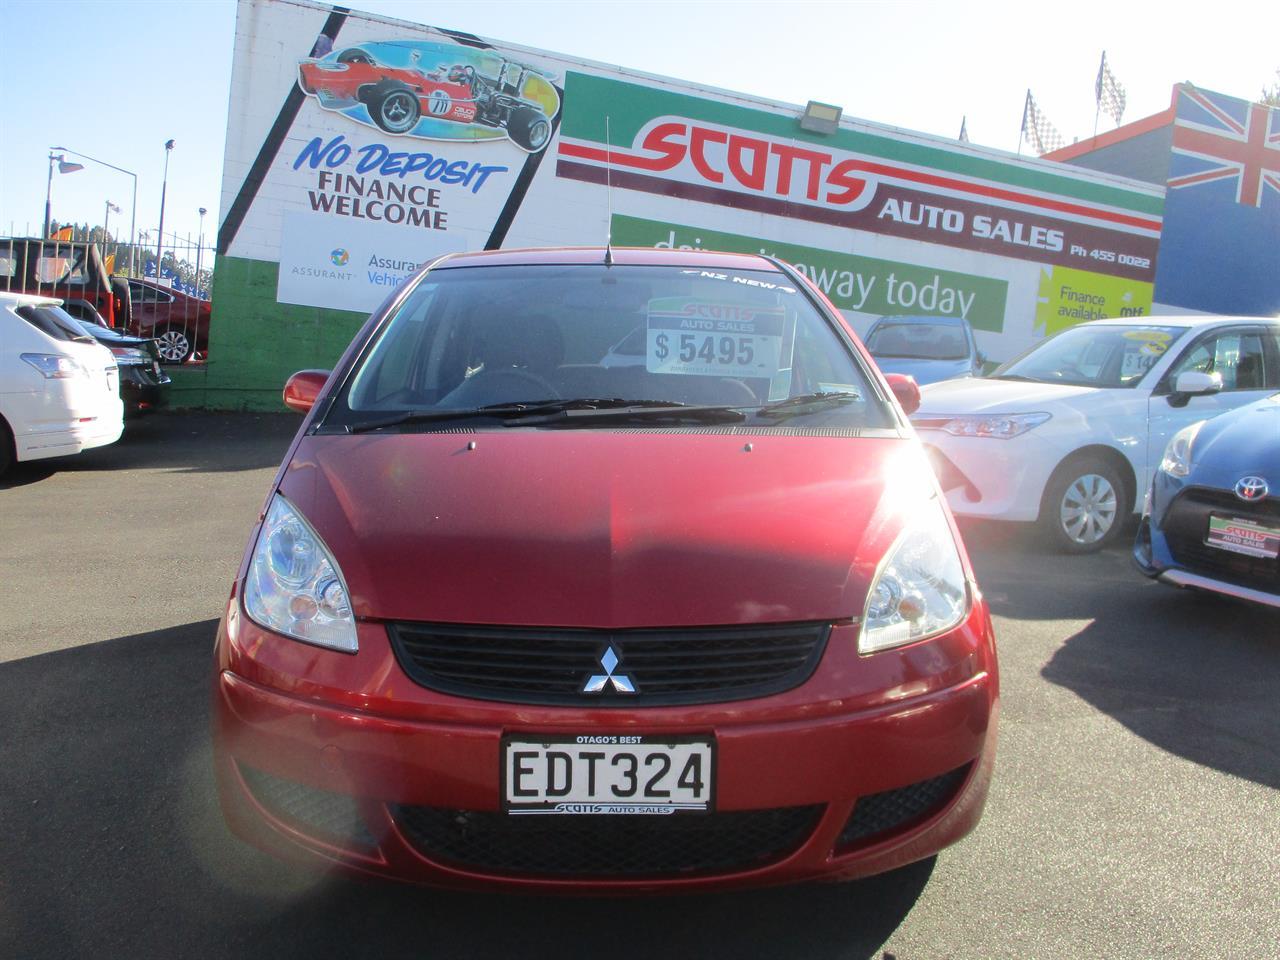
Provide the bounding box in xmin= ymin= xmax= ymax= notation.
xmin=330 ymin=248 xmax=350 ymax=267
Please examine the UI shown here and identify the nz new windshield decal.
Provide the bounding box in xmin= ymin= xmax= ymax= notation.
xmin=297 ymin=40 xmax=560 ymax=153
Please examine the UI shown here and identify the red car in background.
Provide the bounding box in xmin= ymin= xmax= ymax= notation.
xmin=213 ymin=247 xmax=997 ymax=893
xmin=122 ymin=277 xmax=211 ymax=364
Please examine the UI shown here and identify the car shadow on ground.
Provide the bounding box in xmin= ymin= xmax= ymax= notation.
xmin=0 ymin=621 xmax=931 ymax=960
xmin=1040 ymin=586 xmax=1280 ymax=790
xmin=0 ymin=411 xmax=300 ymax=489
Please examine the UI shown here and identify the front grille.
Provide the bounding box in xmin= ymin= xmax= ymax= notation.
xmin=388 ymin=621 xmax=831 ymax=707
xmin=393 ymin=804 xmax=822 ymax=878
xmin=836 ymin=765 xmax=970 ymax=849
xmin=240 ymin=765 xmax=375 ymax=851
xmin=1162 ymin=489 xmax=1279 ymax=592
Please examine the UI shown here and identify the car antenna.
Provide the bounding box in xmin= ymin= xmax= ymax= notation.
xmin=603 ymin=115 xmax=614 ymax=267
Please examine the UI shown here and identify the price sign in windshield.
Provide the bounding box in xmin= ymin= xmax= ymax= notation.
xmin=646 ymin=298 xmax=784 ymax=379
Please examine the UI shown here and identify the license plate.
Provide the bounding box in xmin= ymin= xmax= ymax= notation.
xmin=1206 ymin=515 xmax=1280 ymax=559
xmin=502 ymin=735 xmax=714 ymax=815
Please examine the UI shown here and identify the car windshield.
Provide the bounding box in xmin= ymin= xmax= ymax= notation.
xmin=866 ymin=321 xmax=969 ymax=360
xmin=992 ymin=324 xmax=1188 ymax=388
xmin=328 ymin=263 xmax=893 ymax=429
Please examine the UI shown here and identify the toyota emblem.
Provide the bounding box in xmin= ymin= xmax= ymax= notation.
xmin=1234 ymin=476 xmax=1269 ymax=502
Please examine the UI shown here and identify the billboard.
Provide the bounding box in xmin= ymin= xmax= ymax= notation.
xmin=208 ymin=0 xmax=1166 ymax=409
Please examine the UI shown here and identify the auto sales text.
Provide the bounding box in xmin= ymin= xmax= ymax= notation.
xmin=877 ymin=199 xmax=1065 ymax=252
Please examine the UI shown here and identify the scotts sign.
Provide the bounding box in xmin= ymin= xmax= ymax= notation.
xmin=556 ymin=73 xmax=1164 ymax=283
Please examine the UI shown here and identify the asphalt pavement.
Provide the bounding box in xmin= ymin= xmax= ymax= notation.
xmin=1 ymin=412 xmax=1277 ymax=960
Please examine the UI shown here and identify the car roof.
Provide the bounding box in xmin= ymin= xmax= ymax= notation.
xmin=1080 ymin=314 xmax=1280 ymax=329
xmin=431 ymin=247 xmax=780 ymax=271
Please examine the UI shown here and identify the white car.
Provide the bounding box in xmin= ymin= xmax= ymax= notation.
xmin=912 ymin=315 xmax=1280 ymax=552
xmin=0 ymin=292 xmax=124 ymax=476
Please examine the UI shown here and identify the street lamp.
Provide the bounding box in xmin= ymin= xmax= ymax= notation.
xmin=43 ymin=152 xmax=84 ymax=238
xmin=155 ymin=139 xmax=175 ymax=283
xmin=103 ymin=201 xmax=120 ymax=242
xmin=195 ymin=207 xmax=208 ymax=297
xmin=53 ymin=146 xmax=138 ymax=274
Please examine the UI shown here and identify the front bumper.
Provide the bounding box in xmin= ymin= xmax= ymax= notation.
xmin=919 ymin=433 xmax=1058 ymax=522
xmin=212 ymin=598 xmax=998 ymax=893
xmin=1134 ymin=476 xmax=1280 ymax=608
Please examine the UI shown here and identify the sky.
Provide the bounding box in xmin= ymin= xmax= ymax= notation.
xmin=0 ymin=0 xmax=1275 ymax=251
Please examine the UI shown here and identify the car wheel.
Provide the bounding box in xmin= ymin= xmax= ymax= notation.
xmin=370 ymin=87 xmax=421 ymax=134
xmin=336 ymin=48 xmax=373 ymax=65
xmin=155 ymin=325 xmax=194 ymax=364
xmin=1039 ymin=457 xmax=1126 ymax=554
xmin=0 ymin=416 xmax=14 ymax=478
xmin=507 ymin=106 xmax=551 ymax=151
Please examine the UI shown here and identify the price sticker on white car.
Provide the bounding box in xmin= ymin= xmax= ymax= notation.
xmin=646 ymin=297 xmax=783 ymax=379
xmin=503 ymin=735 xmax=714 ymax=815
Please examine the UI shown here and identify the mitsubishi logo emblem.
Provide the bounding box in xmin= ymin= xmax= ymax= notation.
xmin=582 ymin=646 xmax=636 ymax=694
xmin=1235 ymin=476 xmax=1269 ymax=502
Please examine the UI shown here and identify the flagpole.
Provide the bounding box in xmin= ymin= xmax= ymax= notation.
xmin=1093 ymin=51 xmax=1105 ymax=139
xmin=1018 ymin=90 xmax=1029 ymax=156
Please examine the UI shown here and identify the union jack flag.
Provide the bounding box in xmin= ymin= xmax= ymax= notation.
xmin=1168 ymin=85 xmax=1280 ymax=207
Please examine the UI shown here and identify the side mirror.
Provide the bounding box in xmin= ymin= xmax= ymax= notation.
xmin=1170 ymin=370 xmax=1223 ymax=403
xmin=884 ymin=373 xmax=921 ymax=416
xmin=283 ymin=369 xmax=331 ymax=413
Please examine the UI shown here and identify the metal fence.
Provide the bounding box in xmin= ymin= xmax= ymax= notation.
xmin=2 ymin=223 xmax=213 ymax=364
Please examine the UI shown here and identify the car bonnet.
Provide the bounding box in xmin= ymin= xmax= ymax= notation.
xmin=274 ymin=430 xmax=921 ymax=628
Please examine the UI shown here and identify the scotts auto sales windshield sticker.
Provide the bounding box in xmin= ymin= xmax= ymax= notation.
xmin=646 ymin=297 xmax=784 ymax=379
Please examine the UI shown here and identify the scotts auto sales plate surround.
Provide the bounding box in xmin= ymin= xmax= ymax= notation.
xmin=1206 ymin=515 xmax=1280 ymax=559
xmin=502 ymin=735 xmax=715 ymax=815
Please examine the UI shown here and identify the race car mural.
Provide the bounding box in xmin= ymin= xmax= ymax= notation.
xmin=298 ymin=41 xmax=560 ymax=152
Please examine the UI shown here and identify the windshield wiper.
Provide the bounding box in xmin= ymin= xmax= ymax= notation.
xmin=344 ymin=398 xmax=745 ymax=433
xmin=345 ymin=400 xmax=558 ymax=433
xmin=989 ymin=374 xmax=1041 ymax=382
xmin=753 ymin=391 xmax=862 ymax=420
xmin=509 ymin=399 xmax=747 ymax=426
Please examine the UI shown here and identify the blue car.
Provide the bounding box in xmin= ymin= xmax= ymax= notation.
xmin=864 ymin=315 xmax=984 ymax=386
xmin=1134 ymin=392 xmax=1280 ymax=608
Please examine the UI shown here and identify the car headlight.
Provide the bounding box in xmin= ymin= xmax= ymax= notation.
xmin=21 ymin=353 xmax=85 ymax=379
xmin=859 ymin=495 xmax=970 ymax=654
xmin=243 ymin=494 xmax=357 ymax=653
xmin=1159 ymin=420 xmax=1205 ymax=478
xmin=918 ymin=412 xmax=1051 ymax=439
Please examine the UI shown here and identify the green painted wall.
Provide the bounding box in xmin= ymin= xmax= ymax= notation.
xmin=198 ymin=254 xmax=367 ymax=410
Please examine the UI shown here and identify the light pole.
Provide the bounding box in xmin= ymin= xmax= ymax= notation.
xmin=43 ymin=152 xmax=84 ymax=238
xmin=195 ymin=207 xmax=207 ymax=297
xmin=155 ymin=139 xmax=175 ymax=283
xmin=52 ymin=146 xmax=137 ymax=274
xmin=103 ymin=200 xmax=120 ymax=243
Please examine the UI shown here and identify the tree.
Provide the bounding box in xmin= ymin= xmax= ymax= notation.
xmin=1262 ymin=68 xmax=1280 ymax=106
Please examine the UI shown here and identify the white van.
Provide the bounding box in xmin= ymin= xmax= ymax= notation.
xmin=0 ymin=292 xmax=124 ymax=475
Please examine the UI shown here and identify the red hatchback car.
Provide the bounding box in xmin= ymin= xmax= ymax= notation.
xmin=213 ymin=247 xmax=998 ymax=893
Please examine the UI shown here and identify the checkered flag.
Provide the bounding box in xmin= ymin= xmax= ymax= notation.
xmin=1095 ymin=51 xmax=1127 ymax=125
xmin=1021 ymin=90 xmax=1065 ymax=154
